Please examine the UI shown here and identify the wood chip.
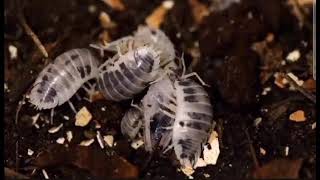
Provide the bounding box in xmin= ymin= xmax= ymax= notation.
xmin=189 ymin=0 xmax=210 ymax=24
xmin=75 ymin=107 xmax=92 ymax=127
xmin=260 ymin=147 xmax=266 ymax=155
xmin=56 ymin=137 xmax=65 ymax=144
xmin=8 ymin=45 xmax=18 ymax=59
xmin=48 ymin=123 xmax=63 ymax=133
xmin=203 ymin=131 xmax=220 ymax=165
xmin=145 ymin=1 xmax=174 ymax=29
xmin=96 ymin=131 xmax=105 ymax=149
xmin=274 ymin=73 xmax=289 ymax=88
xmin=79 ymin=139 xmax=95 ymax=146
xmin=286 ymin=50 xmax=301 ymax=62
xmin=99 ymin=12 xmax=116 ymax=29
xmin=66 ymin=131 xmax=73 ymax=142
xmin=130 ymin=139 xmax=144 ymax=150
xmin=102 ymin=0 xmax=125 ymax=11
xmin=302 ymin=78 xmax=316 ymax=92
xmin=104 ymin=135 xmax=114 ymax=147
xmin=42 ymin=169 xmax=49 ymax=179
xmin=289 ymin=110 xmax=306 ymax=122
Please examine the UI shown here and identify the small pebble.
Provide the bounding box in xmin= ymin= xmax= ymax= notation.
xmin=42 ymin=169 xmax=49 ymax=179
xmin=48 ymin=123 xmax=63 ymax=133
xmin=27 ymin=149 xmax=34 ymax=156
xmin=286 ymin=50 xmax=300 ymax=62
xmin=131 ymin=139 xmax=144 ymax=150
xmin=66 ymin=131 xmax=73 ymax=142
xmin=8 ymin=45 xmax=18 ymax=59
xmin=104 ymin=135 xmax=114 ymax=147
xmin=79 ymin=139 xmax=95 ymax=146
xmin=56 ymin=137 xmax=65 ymax=144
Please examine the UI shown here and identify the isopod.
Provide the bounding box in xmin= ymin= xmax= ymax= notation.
xmin=97 ymin=45 xmax=162 ymax=101
xmin=29 ymin=48 xmax=100 ymax=110
xmin=121 ymin=106 xmax=143 ymax=140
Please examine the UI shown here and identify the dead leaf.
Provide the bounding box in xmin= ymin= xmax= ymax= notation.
xmin=33 ymin=144 xmax=138 ymax=179
xmin=102 ymin=0 xmax=125 ymax=11
xmin=252 ymin=158 xmax=303 ymax=179
xmin=289 ymin=110 xmax=306 ymax=122
xmin=302 ymin=78 xmax=316 ymax=92
xmin=188 ymin=0 xmax=210 ymax=24
xmin=145 ymin=1 xmax=174 ymax=29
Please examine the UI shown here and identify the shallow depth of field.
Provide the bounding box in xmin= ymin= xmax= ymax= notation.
xmin=4 ymin=0 xmax=316 ymax=179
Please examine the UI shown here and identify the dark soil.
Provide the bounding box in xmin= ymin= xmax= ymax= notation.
xmin=4 ymin=0 xmax=316 ymax=179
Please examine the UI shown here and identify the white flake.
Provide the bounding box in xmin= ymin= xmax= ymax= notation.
xmin=42 ymin=169 xmax=49 ymax=179
xmin=66 ymin=131 xmax=73 ymax=142
xmin=27 ymin=149 xmax=34 ymax=156
xmin=48 ymin=123 xmax=63 ymax=133
xmin=79 ymin=139 xmax=95 ymax=146
xmin=56 ymin=137 xmax=65 ymax=144
xmin=103 ymin=135 xmax=114 ymax=147
xmin=96 ymin=131 xmax=105 ymax=149
xmin=131 ymin=139 xmax=144 ymax=149
xmin=286 ymin=50 xmax=300 ymax=62
xmin=8 ymin=45 xmax=18 ymax=59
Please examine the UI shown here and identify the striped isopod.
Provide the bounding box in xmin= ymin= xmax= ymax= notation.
xmin=141 ymin=76 xmax=176 ymax=152
xmin=171 ymin=78 xmax=214 ymax=170
xmin=29 ymin=48 xmax=100 ymax=110
xmin=121 ymin=107 xmax=143 ymax=140
xmin=97 ymin=45 xmax=161 ymax=101
xmin=93 ymin=25 xmax=175 ymax=67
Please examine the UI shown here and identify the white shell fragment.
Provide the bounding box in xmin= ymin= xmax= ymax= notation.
xmin=42 ymin=169 xmax=49 ymax=179
xmin=79 ymin=139 xmax=95 ymax=146
xmin=66 ymin=131 xmax=73 ymax=142
xmin=130 ymin=139 xmax=144 ymax=150
xmin=312 ymin=122 xmax=316 ymax=130
xmin=27 ymin=149 xmax=34 ymax=156
xmin=203 ymin=131 xmax=220 ymax=165
xmin=75 ymin=107 xmax=92 ymax=127
xmin=286 ymin=50 xmax=300 ymax=62
xmin=103 ymin=135 xmax=114 ymax=147
xmin=96 ymin=131 xmax=105 ymax=149
xmin=8 ymin=45 xmax=18 ymax=59
xmin=56 ymin=137 xmax=65 ymax=144
xmin=260 ymin=147 xmax=266 ymax=155
xmin=48 ymin=123 xmax=63 ymax=133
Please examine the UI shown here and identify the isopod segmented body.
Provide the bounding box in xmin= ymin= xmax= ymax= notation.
xmin=29 ymin=48 xmax=100 ymax=110
xmin=141 ymin=76 xmax=176 ymax=152
xmin=172 ymin=78 xmax=214 ymax=169
xmin=121 ymin=107 xmax=143 ymax=140
xmin=97 ymin=46 xmax=161 ymax=101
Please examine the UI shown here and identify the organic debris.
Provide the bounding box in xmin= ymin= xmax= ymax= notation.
xmin=289 ymin=110 xmax=307 ymax=122
xmin=33 ymin=144 xmax=138 ymax=179
xmin=145 ymin=1 xmax=174 ymax=29
xmin=75 ymin=107 xmax=93 ymax=127
xmin=252 ymin=158 xmax=303 ymax=179
xmin=101 ymin=0 xmax=125 ymax=11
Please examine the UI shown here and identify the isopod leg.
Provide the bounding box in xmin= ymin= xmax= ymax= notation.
xmin=182 ymin=72 xmax=210 ymax=87
xmin=68 ymin=100 xmax=77 ymax=114
xmin=130 ymin=99 xmax=143 ymax=112
xmin=82 ymin=82 xmax=97 ymax=102
xmin=75 ymin=92 xmax=82 ymax=101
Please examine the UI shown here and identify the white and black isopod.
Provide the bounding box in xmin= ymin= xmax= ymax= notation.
xmin=29 ymin=48 xmax=100 ymax=110
xmin=97 ymin=45 xmax=161 ymax=101
xmin=121 ymin=106 xmax=143 ymax=140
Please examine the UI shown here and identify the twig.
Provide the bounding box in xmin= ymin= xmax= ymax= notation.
xmin=244 ymin=128 xmax=259 ymax=168
xmin=17 ymin=13 xmax=48 ymax=58
xmin=284 ymin=73 xmax=316 ymax=104
xmin=5 ymin=167 xmax=30 ymax=179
